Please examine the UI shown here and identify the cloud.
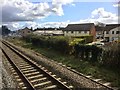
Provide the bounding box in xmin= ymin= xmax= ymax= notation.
xmin=113 ymin=1 xmax=120 ymax=7
xmin=91 ymin=8 xmax=116 ymax=18
xmin=6 ymin=7 xmax=119 ymax=30
xmin=80 ymin=8 xmax=119 ymax=24
xmin=41 ymin=21 xmax=68 ymax=28
xmin=2 ymin=22 xmax=23 ymax=31
xmin=1 ymin=0 xmax=51 ymax=22
xmin=52 ymin=0 xmax=74 ymax=5
xmin=51 ymin=0 xmax=74 ymax=16
xmin=113 ymin=4 xmax=120 ymax=7
xmin=23 ymin=20 xmax=70 ymax=29
xmin=1 ymin=0 xmax=74 ymax=22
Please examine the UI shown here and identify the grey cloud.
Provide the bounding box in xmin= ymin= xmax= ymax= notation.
xmin=1 ymin=0 xmax=74 ymax=22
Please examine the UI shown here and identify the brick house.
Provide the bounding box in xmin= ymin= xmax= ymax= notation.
xmin=33 ymin=28 xmax=64 ymax=36
xmin=104 ymin=24 xmax=120 ymax=42
xmin=104 ymin=25 xmax=120 ymax=42
xmin=95 ymin=24 xmax=120 ymax=40
xmin=18 ymin=27 xmax=32 ymax=37
xmin=63 ymin=23 xmax=96 ymax=41
xmin=95 ymin=26 xmax=105 ymax=39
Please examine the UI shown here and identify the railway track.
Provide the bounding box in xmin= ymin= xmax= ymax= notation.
xmin=2 ymin=41 xmax=73 ymax=90
xmin=2 ymin=40 xmax=117 ymax=90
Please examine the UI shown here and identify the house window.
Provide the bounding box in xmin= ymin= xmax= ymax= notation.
xmin=106 ymin=31 xmax=109 ymax=34
xmin=112 ymin=31 xmax=114 ymax=34
xmin=112 ymin=37 xmax=114 ymax=41
xmin=98 ymin=33 xmax=101 ymax=35
xmin=79 ymin=31 xmax=81 ymax=33
xmin=66 ymin=31 xmax=68 ymax=33
xmin=84 ymin=31 xmax=87 ymax=33
xmin=71 ymin=31 xmax=73 ymax=33
xmin=116 ymin=31 xmax=119 ymax=34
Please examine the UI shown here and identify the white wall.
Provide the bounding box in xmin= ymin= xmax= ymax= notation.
xmin=104 ymin=27 xmax=120 ymax=42
xmin=64 ymin=31 xmax=89 ymax=36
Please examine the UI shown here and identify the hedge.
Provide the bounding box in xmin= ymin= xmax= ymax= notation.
xmin=23 ymin=34 xmax=120 ymax=68
xmin=74 ymin=44 xmax=102 ymax=62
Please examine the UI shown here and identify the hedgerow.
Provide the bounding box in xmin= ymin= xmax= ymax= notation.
xmin=23 ymin=34 xmax=120 ymax=68
xmin=24 ymin=34 xmax=91 ymax=54
xmin=102 ymin=43 xmax=120 ymax=68
xmin=74 ymin=44 xmax=102 ymax=62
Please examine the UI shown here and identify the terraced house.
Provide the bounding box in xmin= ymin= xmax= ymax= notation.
xmin=104 ymin=26 xmax=120 ymax=42
xmin=95 ymin=26 xmax=105 ymax=39
xmin=18 ymin=27 xmax=32 ymax=37
xmin=94 ymin=24 xmax=120 ymax=41
xmin=63 ymin=23 xmax=96 ymax=41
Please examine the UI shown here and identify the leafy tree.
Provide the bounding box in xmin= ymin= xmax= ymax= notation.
xmin=1 ymin=25 xmax=11 ymax=35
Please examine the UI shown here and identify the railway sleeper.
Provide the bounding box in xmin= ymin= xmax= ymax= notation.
xmin=34 ymin=81 xmax=53 ymax=89
xmin=18 ymin=82 xmax=24 ymax=86
xmin=24 ymin=71 xmax=40 ymax=76
xmin=30 ymin=77 xmax=47 ymax=83
xmin=14 ymin=75 xmax=19 ymax=78
xmin=21 ymin=86 xmax=27 ymax=90
xmin=16 ymin=78 xmax=22 ymax=82
xmin=41 ymin=85 xmax=57 ymax=90
xmin=28 ymin=74 xmax=43 ymax=80
xmin=31 ymin=77 xmax=50 ymax=85
xmin=18 ymin=82 xmax=26 ymax=88
xmin=20 ymin=67 xmax=35 ymax=71
xmin=19 ymin=64 xmax=31 ymax=67
xmin=22 ymin=69 xmax=37 ymax=73
xmin=2 ymin=42 xmax=72 ymax=90
xmin=20 ymin=65 xmax=32 ymax=69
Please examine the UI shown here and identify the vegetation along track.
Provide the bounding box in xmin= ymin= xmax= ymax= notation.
xmin=3 ymin=42 xmax=116 ymax=90
xmin=2 ymin=41 xmax=73 ymax=90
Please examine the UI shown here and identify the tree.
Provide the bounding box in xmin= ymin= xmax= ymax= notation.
xmin=95 ymin=21 xmax=106 ymax=27
xmin=0 ymin=25 xmax=11 ymax=35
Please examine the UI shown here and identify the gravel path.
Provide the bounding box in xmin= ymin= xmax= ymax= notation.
xmin=0 ymin=49 xmax=2 ymax=90
xmin=2 ymin=65 xmax=17 ymax=89
xmin=2 ymin=50 xmax=18 ymax=90
xmin=4 ymin=41 xmax=113 ymax=89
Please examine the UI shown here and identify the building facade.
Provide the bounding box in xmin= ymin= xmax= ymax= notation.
xmin=33 ymin=30 xmax=64 ymax=36
xmin=104 ymin=26 xmax=120 ymax=42
xmin=63 ymin=23 xmax=96 ymax=41
xmin=95 ymin=26 xmax=105 ymax=39
xmin=18 ymin=27 xmax=32 ymax=37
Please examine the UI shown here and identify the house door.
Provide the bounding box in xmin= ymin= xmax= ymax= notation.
xmin=104 ymin=37 xmax=109 ymax=42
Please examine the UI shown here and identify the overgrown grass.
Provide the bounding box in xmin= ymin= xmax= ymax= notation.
xmin=7 ymin=37 xmax=120 ymax=88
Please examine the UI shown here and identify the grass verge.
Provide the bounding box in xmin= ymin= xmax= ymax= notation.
xmin=7 ymin=37 xmax=120 ymax=88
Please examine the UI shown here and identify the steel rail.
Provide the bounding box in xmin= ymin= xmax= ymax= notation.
xmin=2 ymin=41 xmax=71 ymax=90
xmin=3 ymin=40 xmax=115 ymax=90
xmin=2 ymin=48 xmax=35 ymax=90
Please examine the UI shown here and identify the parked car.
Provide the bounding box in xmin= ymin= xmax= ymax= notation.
xmin=87 ymin=41 xmax=104 ymax=47
xmin=94 ymin=42 xmax=104 ymax=47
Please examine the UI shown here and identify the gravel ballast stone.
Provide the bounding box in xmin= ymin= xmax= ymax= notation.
xmin=4 ymin=41 xmax=113 ymax=89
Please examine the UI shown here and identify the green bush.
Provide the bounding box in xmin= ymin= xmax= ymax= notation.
xmin=72 ymin=35 xmax=93 ymax=43
xmin=24 ymin=35 xmax=88 ymax=54
xmin=23 ymin=35 xmax=120 ymax=68
xmin=102 ymin=43 xmax=120 ymax=68
xmin=24 ymin=35 xmax=71 ymax=54
xmin=74 ymin=44 xmax=102 ymax=62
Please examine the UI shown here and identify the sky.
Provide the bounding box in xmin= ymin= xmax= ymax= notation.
xmin=1 ymin=0 xmax=120 ymax=30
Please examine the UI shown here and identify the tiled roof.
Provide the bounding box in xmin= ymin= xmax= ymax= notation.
xmin=63 ymin=23 xmax=94 ymax=31
xmin=21 ymin=27 xmax=32 ymax=31
xmin=95 ymin=24 xmax=120 ymax=31
xmin=104 ymin=24 xmax=120 ymax=31
xmin=95 ymin=26 xmax=104 ymax=31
